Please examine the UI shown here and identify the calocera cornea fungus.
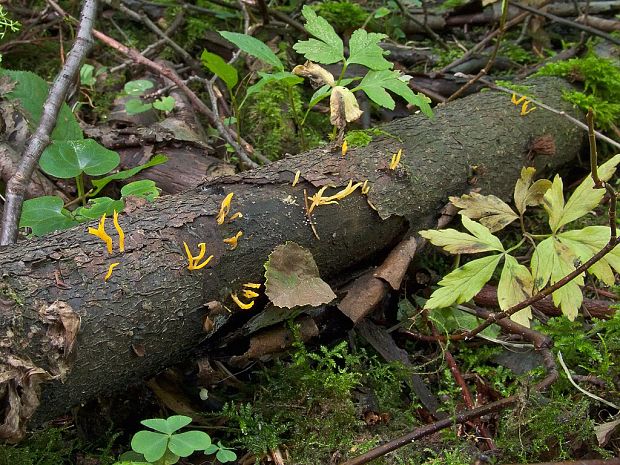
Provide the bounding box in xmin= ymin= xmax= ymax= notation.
xmin=243 ymin=282 xmax=261 ymax=289
xmin=520 ymin=100 xmax=536 ymax=116
xmin=242 ymin=289 xmax=260 ymax=299
xmin=216 ymin=192 xmax=234 ymax=225
xmin=389 ymin=149 xmax=402 ymax=170
xmin=113 ymin=210 xmax=125 ymax=252
xmin=511 ymin=93 xmax=536 ymax=116
xmin=88 ymin=214 xmax=113 ymax=254
xmin=292 ymin=170 xmax=301 ymax=187
xmin=511 ymin=93 xmax=527 ymax=105
xmin=341 ymin=140 xmax=348 ymax=157
xmin=231 ymin=292 xmax=254 ymax=310
xmin=361 ymin=180 xmax=370 ymax=195
xmin=307 ymin=180 xmax=363 ymax=214
xmin=228 ymin=211 xmax=243 ymax=222
xmin=104 ymin=262 xmax=120 ymax=281
xmin=223 ymin=231 xmax=243 ymax=250
xmin=183 ymin=242 xmax=214 ymax=270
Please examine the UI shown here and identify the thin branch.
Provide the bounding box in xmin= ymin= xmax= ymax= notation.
xmin=509 ymin=0 xmax=620 ymax=46
xmin=0 ymin=0 xmax=98 ymax=245
xmin=46 ymin=0 xmax=259 ymax=170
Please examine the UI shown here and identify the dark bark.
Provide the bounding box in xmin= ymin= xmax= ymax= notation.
xmin=0 ymin=77 xmax=584 ymax=439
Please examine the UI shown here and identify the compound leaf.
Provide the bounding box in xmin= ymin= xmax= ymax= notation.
xmin=357 ymin=70 xmax=432 ymax=116
xmin=450 ymin=192 xmax=518 ymax=232
xmin=293 ymin=6 xmax=343 ymax=64
xmin=168 ymin=431 xmax=211 ymax=457
xmin=131 ymin=431 xmax=168 ymax=462
xmin=424 ymin=254 xmax=503 ymax=309
xmin=347 ymin=29 xmax=391 ymax=70
xmin=514 ymin=166 xmax=551 ymax=215
xmin=420 ymin=215 xmax=504 ymax=254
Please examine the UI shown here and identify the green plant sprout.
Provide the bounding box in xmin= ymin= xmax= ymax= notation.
xmin=0 ymin=6 xmax=20 ymax=63
xmin=114 ymin=415 xmax=236 ymax=465
xmin=0 ymin=69 xmax=167 ymax=236
xmin=124 ymin=79 xmax=176 ymax=115
xmin=420 ymin=154 xmax=620 ymax=326
xmin=207 ymin=6 xmax=432 ymax=148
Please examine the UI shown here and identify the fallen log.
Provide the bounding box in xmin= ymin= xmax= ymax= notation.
xmin=0 ymin=77 xmax=583 ymax=441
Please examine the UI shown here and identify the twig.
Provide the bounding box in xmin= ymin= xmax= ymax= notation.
xmin=440 ymin=12 xmax=530 ymax=73
xmin=557 ymin=351 xmax=620 ymax=409
xmin=46 ymin=0 xmax=259 ymax=170
xmin=393 ymin=0 xmax=449 ymax=50
xmin=509 ymin=1 xmax=620 ymax=46
xmin=0 ymin=0 xmax=98 ymax=245
xmin=447 ymin=0 xmax=511 ymax=102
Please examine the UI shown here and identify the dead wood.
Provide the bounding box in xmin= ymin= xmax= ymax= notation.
xmin=0 ymin=77 xmax=585 ymax=440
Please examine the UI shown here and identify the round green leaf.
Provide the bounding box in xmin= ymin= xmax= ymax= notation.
xmin=130 ymin=431 xmax=168 ymax=462
xmin=152 ymin=96 xmax=175 ymax=112
xmin=168 ymin=431 xmax=211 ymax=457
xmin=124 ymin=79 xmax=154 ymax=96
xmin=19 ymin=196 xmax=78 ymax=236
xmin=125 ymin=98 xmax=153 ymax=115
xmin=216 ymin=448 xmax=237 ymax=463
xmin=121 ymin=180 xmax=160 ymax=201
xmin=40 ymin=139 xmax=120 ymax=178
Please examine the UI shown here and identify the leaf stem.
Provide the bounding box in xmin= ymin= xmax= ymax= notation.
xmin=75 ymin=173 xmax=86 ymax=207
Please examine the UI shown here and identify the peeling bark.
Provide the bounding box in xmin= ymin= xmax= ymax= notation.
xmin=0 ymin=77 xmax=584 ymax=439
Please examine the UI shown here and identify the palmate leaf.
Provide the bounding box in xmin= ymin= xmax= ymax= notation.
xmin=544 ymin=154 xmax=620 ymax=232
xmin=356 ymin=70 xmax=433 ymax=116
xmin=419 ymin=215 xmax=504 ymax=254
xmin=449 ymin=192 xmax=518 ymax=232
xmin=559 ymin=225 xmax=620 ymax=286
xmin=497 ymin=254 xmax=533 ymax=327
xmin=293 ymin=6 xmax=343 ymax=64
xmin=347 ymin=29 xmax=391 ymax=70
xmin=531 ymin=237 xmax=584 ymax=321
xmin=424 ymin=254 xmax=503 ymax=310
xmin=513 ymin=166 xmax=551 ymax=215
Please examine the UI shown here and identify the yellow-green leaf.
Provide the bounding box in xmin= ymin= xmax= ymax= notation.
xmin=450 ymin=192 xmax=518 ymax=232
xmin=530 ymin=236 xmax=555 ymax=290
xmin=559 ymin=226 xmax=620 ymax=285
xmin=424 ymin=255 xmax=503 ymax=309
xmin=549 ymin=240 xmax=584 ymax=321
xmin=420 ymin=216 xmax=504 ymax=254
xmin=542 ymin=175 xmax=566 ymax=233
xmin=514 ymin=167 xmax=552 ymax=215
xmin=497 ymin=254 xmax=533 ymax=327
xmin=550 ymin=154 xmax=620 ymax=232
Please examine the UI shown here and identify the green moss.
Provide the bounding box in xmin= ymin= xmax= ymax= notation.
xmin=345 ymin=130 xmax=373 ymax=147
xmin=313 ymin=1 xmax=368 ymax=32
xmin=0 ymin=282 xmax=24 ymax=306
xmin=535 ymin=52 xmax=620 ymax=128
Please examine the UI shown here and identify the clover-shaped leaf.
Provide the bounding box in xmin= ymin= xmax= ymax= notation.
xmin=131 ymin=430 xmax=169 ymax=462
xmin=141 ymin=415 xmax=192 ymax=434
xmin=168 ymin=431 xmax=211 ymax=457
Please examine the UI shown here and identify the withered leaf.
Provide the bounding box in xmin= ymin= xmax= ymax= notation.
xmin=449 ymin=192 xmax=518 ymax=232
xmin=264 ymin=242 xmax=336 ymax=308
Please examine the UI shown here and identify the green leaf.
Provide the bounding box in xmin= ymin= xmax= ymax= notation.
xmin=142 ymin=416 xmax=192 ymax=434
xmin=216 ymin=448 xmax=237 ymax=463
xmin=200 ymin=50 xmax=239 ymax=90
xmin=39 ymin=139 xmax=120 ymax=178
xmin=245 ymin=71 xmax=303 ymax=99
xmin=0 ymin=69 xmax=83 ymax=140
xmin=91 ymin=154 xmax=168 ymax=196
xmin=308 ymin=84 xmax=332 ymax=109
xmin=424 ymin=254 xmax=503 ymax=309
xmin=374 ymin=7 xmax=391 ymax=18
xmin=131 ymin=431 xmax=169 ymax=462
xmin=497 ymin=254 xmax=533 ymax=327
xmin=542 ymin=175 xmax=566 ymax=233
xmin=449 ymin=192 xmax=518 ymax=232
xmin=80 ymin=64 xmax=96 ymax=87
xmin=347 ymin=29 xmax=391 ymax=70
xmin=431 ymin=307 xmax=500 ymax=339
xmin=558 ymin=226 xmax=620 ymax=286
xmin=419 ymin=215 xmax=504 ymax=254
xmin=357 ymin=70 xmax=433 ymax=116
xmin=531 ymin=237 xmax=583 ymax=320
xmin=153 ymin=96 xmax=175 ymax=112
xmin=72 ymin=197 xmax=124 ymax=222
xmin=293 ymin=6 xmax=343 ymax=64
xmin=203 ymin=444 xmax=218 ymax=454
xmin=125 ymin=98 xmax=153 ymax=115
xmin=19 ymin=196 xmax=78 ymax=236
xmin=219 ymin=31 xmax=283 ymax=70
xmin=168 ymin=431 xmax=211 ymax=457
xmin=124 ymin=79 xmax=154 ymax=96
xmin=121 ymin=180 xmax=160 ymax=201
